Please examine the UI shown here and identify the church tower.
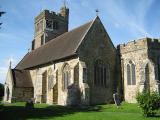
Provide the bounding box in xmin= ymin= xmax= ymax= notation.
xmin=32 ymin=5 xmax=69 ymax=50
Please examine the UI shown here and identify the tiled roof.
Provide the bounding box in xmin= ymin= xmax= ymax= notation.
xmin=16 ymin=19 xmax=95 ymax=69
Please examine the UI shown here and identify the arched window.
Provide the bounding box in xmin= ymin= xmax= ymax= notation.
xmin=127 ymin=61 xmax=136 ymax=85
xmin=48 ymin=68 xmax=54 ymax=90
xmin=94 ymin=60 xmax=110 ymax=87
xmin=144 ymin=64 xmax=150 ymax=91
xmin=132 ymin=63 xmax=136 ymax=85
xmin=127 ymin=64 xmax=131 ymax=85
xmin=62 ymin=64 xmax=71 ymax=90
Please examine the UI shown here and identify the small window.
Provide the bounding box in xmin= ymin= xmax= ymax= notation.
xmin=32 ymin=40 xmax=35 ymax=50
xmin=41 ymin=35 xmax=44 ymax=45
xmin=53 ymin=21 xmax=58 ymax=29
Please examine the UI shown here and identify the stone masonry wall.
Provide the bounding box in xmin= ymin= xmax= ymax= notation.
xmin=77 ymin=17 xmax=118 ymax=104
xmin=30 ymin=58 xmax=89 ymax=106
xmin=12 ymin=87 xmax=33 ymax=102
xmin=119 ymin=38 xmax=160 ymax=103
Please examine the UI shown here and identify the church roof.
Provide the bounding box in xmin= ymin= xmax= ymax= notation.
xmin=16 ymin=17 xmax=96 ymax=70
xmin=12 ymin=69 xmax=33 ymax=87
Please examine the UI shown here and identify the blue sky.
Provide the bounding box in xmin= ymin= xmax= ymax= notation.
xmin=0 ymin=0 xmax=160 ymax=84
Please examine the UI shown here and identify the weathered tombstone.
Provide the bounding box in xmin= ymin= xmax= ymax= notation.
xmin=67 ymin=84 xmax=81 ymax=106
xmin=25 ymin=99 xmax=34 ymax=109
xmin=113 ymin=92 xmax=121 ymax=108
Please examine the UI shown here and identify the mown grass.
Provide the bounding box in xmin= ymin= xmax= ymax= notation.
xmin=1 ymin=102 xmax=160 ymax=120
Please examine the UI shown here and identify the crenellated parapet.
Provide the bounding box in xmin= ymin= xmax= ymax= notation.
xmin=118 ymin=38 xmax=149 ymax=54
xmin=35 ymin=9 xmax=68 ymax=23
xmin=147 ymin=38 xmax=160 ymax=50
xmin=117 ymin=37 xmax=160 ymax=54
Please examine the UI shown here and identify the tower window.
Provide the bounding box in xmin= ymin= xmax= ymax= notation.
xmin=46 ymin=20 xmax=53 ymax=29
xmin=41 ymin=35 xmax=44 ymax=45
xmin=53 ymin=21 xmax=58 ymax=29
xmin=32 ymin=40 xmax=35 ymax=50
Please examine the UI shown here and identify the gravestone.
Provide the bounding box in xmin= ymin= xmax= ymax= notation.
xmin=25 ymin=99 xmax=34 ymax=109
xmin=113 ymin=93 xmax=121 ymax=108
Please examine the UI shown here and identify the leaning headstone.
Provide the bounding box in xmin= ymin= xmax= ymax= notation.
xmin=25 ymin=99 xmax=34 ymax=109
xmin=113 ymin=92 xmax=121 ymax=108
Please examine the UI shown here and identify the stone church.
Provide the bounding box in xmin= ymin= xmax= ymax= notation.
xmin=3 ymin=5 xmax=160 ymax=105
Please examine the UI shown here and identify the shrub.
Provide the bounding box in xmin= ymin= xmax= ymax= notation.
xmin=136 ymin=91 xmax=160 ymax=117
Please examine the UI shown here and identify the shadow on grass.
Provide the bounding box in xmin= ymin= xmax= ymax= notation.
xmin=1 ymin=104 xmax=102 ymax=120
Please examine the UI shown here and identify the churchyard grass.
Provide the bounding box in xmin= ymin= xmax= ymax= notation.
xmin=1 ymin=102 xmax=160 ymax=120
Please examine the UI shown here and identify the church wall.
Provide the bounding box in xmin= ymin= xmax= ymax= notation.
xmin=119 ymin=38 xmax=159 ymax=103
xmin=55 ymin=58 xmax=80 ymax=105
xmin=147 ymin=39 xmax=160 ymax=92
xmin=77 ymin=18 xmax=118 ymax=104
xmin=12 ymin=87 xmax=33 ymax=102
xmin=30 ymin=58 xmax=86 ymax=105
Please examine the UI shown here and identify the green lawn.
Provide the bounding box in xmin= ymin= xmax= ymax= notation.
xmin=1 ymin=102 xmax=160 ymax=120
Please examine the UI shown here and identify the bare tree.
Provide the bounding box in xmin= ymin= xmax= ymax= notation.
xmin=0 ymin=11 xmax=6 ymax=28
